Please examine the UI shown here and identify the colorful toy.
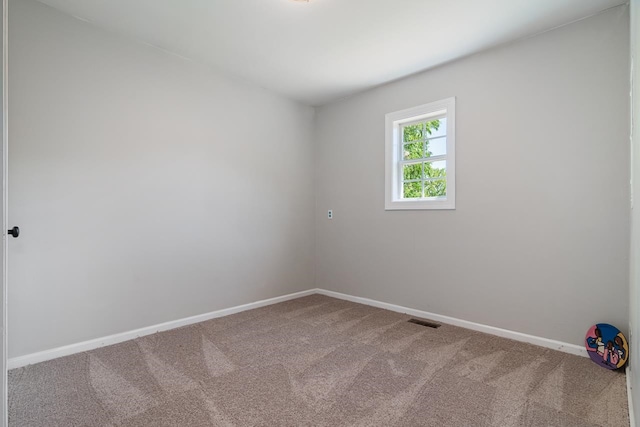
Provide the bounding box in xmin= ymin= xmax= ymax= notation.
xmin=585 ymin=323 xmax=628 ymax=370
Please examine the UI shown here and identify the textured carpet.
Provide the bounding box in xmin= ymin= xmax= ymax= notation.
xmin=9 ymin=294 xmax=629 ymax=426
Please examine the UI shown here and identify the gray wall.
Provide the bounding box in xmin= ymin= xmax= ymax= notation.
xmin=8 ymin=0 xmax=315 ymax=358
xmin=8 ymin=0 xmax=632 ymax=360
xmin=1 ymin=0 xmax=6 ymax=421
xmin=314 ymin=6 xmax=630 ymax=346
xmin=629 ymin=0 xmax=639 ymax=420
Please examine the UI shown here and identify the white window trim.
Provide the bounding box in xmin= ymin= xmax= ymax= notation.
xmin=385 ymin=97 xmax=456 ymax=210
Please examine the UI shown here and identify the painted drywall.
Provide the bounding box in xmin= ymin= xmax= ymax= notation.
xmin=8 ymin=0 xmax=315 ymax=358
xmin=1 ymin=0 xmax=6 ymax=422
xmin=629 ymin=0 xmax=639 ymax=422
xmin=315 ymin=6 xmax=630 ymax=347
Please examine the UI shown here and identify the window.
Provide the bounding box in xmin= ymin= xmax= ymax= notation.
xmin=385 ymin=97 xmax=455 ymax=210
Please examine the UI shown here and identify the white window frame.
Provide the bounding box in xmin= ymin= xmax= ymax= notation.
xmin=385 ymin=97 xmax=456 ymax=210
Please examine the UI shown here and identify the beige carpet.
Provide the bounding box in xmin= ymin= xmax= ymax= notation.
xmin=9 ymin=294 xmax=629 ymax=426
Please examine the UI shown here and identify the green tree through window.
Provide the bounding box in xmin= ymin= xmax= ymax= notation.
xmin=401 ymin=119 xmax=446 ymax=198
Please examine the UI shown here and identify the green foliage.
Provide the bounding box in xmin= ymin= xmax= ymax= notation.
xmin=401 ymin=119 xmax=447 ymax=198
xmin=403 ymin=182 xmax=422 ymax=199
xmin=424 ymin=179 xmax=446 ymax=197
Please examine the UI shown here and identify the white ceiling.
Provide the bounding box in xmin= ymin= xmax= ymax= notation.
xmin=36 ymin=0 xmax=626 ymax=106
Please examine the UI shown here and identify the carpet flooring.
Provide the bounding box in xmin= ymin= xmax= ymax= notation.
xmin=9 ymin=294 xmax=629 ymax=426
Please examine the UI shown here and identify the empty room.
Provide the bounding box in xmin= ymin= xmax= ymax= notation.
xmin=0 ymin=0 xmax=639 ymax=425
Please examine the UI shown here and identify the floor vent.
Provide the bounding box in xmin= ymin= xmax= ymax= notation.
xmin=408 ymin=318 xmax=441 ymax=328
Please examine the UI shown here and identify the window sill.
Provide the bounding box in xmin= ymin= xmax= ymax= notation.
xmin=385 ymin=199 xmax=455 ymax=210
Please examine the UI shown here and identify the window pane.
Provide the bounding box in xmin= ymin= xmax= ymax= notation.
xmin=425 ymin=137 xmax=446 ymax=157
xmin=403 ymin=123 xmax=423 ymax=142
xmin=403 ymin=182 xmax=422 ymax=199
xmin=403 ymin=142 xmax=423 ymax=160
xmin=424 ymin=179 xmax=447 ymax=198
xmin=425 ymin=118 xmax=446 ymax=138
xmin=424 ymin=161 xmax=446 ymax=179
xmin=403 ymin=163 xmax=422 ymax=180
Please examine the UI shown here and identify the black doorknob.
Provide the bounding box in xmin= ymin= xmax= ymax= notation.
xmin=8 ymin=226 xmax=19 ymax=238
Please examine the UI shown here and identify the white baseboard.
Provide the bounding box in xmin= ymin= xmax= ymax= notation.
xmin=628 ymin=366 xmax=636 ymax=427
xmin=9 ymin=287 xmax=592 ymax=370
xmin=316 ymin=289 xmax=588 ymax=357
xmin=8 ymin=289 xmax=316 ymax=369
